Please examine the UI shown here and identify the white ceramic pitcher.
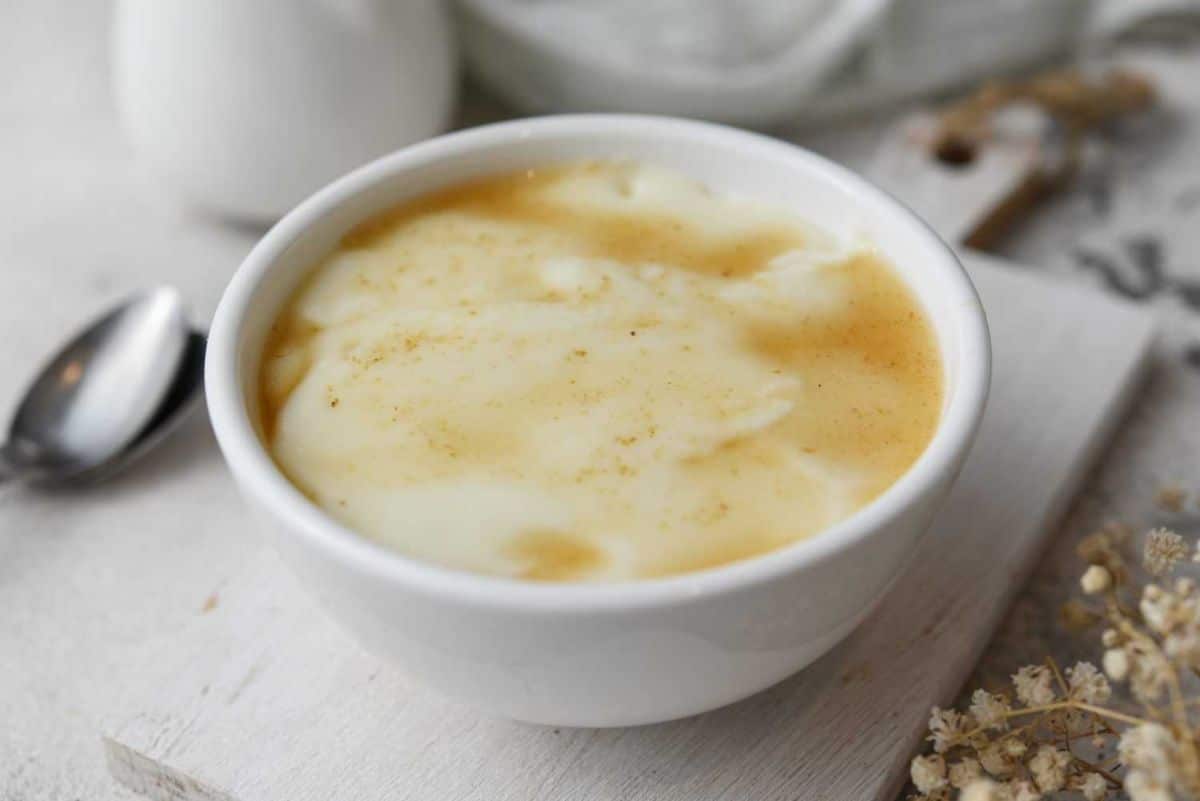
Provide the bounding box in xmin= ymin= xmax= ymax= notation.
xmin=112 ymin=0 xmax=457 ymax=222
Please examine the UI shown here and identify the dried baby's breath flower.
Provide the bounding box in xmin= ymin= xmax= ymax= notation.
xmin=909 ymin=487 xmax=1200 ymax=801
xmin=1144 ymin=527 xmax=1187 ymax=576
xmin=912 ymin=754 xmax=949 ymax=795
xmin=1001 ymin=737 xmax=1026 ymax=759
xmin=1066 ymin=661 xmax=1111 ymax=703
xmin=1007 ymin=778 xmax=1042 ymax=801
xmin=928 ymin=707 xmax=971 ymax=753
xmin=1078 ymin=772 xmax=1108 ymax=801
xmin=977 ymin=742 xmax=1014 ymax=777
xmin=1137 ymin=580 xmax=1200 ymax=651
xmin=1081 ymin=564 xmax=1113 ymax=594
xmin=976 ymin=737 xmax=1027 ymax=779
xmin=1103 ymin=647 xmax=1130 ymax=681
xmin=1147 ymin=579 xmax=1200 ymax=671
xmin=1028 ymin=745 xmax=1070 ymax=793
xmin=1122 ymin=724 xmax=1191 ymax=801
xmin=961 ymin=780 xmax=1008 ymax=801
xmin=1127 ymin=639 xmax=1172 ymax=703
xmin=1125 ymin=770 xmax=1172 ymax=801
xmin=1166 ymin=627 xmax=1200 ymax=668
xmin=1156 ymin=483 xmax=1187 ymax=513
xmin=949 ymin=758 xmax=984 ymax=789
xmin=1120 ymin=723 xmax=1177 ymax=781
xmin=1011 ymin=665 xmax=1056 ymax=707
xmin=1140 ymin=584 xmax=1172 ymax=632
xmin=1120 ymin=724 xmax=1185 ymax=801
xmin=968 ymin=690 xmax=1009 ymax=732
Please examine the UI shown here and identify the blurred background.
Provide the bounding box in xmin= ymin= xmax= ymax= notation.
xmin=102 ymin=0 xmax=1191 ymax=219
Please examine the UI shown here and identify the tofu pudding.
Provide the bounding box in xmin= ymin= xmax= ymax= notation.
xmin=258 ymin=162 xmax=943 ymax=582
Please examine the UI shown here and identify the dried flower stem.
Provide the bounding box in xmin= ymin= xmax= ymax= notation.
xmin=993 ymin=701 xmax=1147 ymax=728
xmin=1070 ymin=755 xmax=1123 ymax=789
xmin=1046 ymin=656 xmax=1069 ymax=696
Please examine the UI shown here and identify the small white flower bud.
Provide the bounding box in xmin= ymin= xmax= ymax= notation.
xmin=1003 ymin=738 xmax=1027 ymax=757
xmin=1101 ymin=628 xmax=1120 ymax=648
xmin=1103 ymin=648 xmax=1129 ymax=681
xmin=1010 ymin=779 xmax=1041 ymax=801
xmin=910 ymin=754 xmax=947 ymax=795
xmin=1080 ymin=565 xmax=1111 ymax=594
xmin=1079 ymin=772 xmax=1107 ymax=801
xmin=1029 ymin=744 xmax=1070 ymax=792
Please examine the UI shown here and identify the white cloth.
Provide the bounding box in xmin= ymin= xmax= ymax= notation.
xmin=458 ymin=0 xmax=1200 ymax=123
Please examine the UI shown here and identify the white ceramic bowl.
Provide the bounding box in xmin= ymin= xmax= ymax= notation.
xmin=206 ymin=115 xmax=990 ymax=727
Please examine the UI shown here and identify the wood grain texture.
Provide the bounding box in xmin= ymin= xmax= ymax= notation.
xmin=104 ymin=256 xmax=1156 ymax=801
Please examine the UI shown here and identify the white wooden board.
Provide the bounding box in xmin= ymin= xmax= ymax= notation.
xmin=103 ymin=254 xmax=1156 ymax=801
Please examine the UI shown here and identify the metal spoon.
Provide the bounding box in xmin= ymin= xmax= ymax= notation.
xmin=0 ymin=287 xmax=203 ymax=484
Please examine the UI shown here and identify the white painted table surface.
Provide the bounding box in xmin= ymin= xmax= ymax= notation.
xmin=1 ymin=4 xmax=1198 ymax=800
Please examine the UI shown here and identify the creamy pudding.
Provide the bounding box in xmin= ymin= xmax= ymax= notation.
xmin=259 ymin=162 xmax=942 ymax=582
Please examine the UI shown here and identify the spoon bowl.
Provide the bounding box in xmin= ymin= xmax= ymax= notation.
xmin=2 ymin=287 xmax=190 ymax=483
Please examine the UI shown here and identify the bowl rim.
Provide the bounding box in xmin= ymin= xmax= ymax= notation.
xmin=206 ymin=114 xmax=991 ymax=614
